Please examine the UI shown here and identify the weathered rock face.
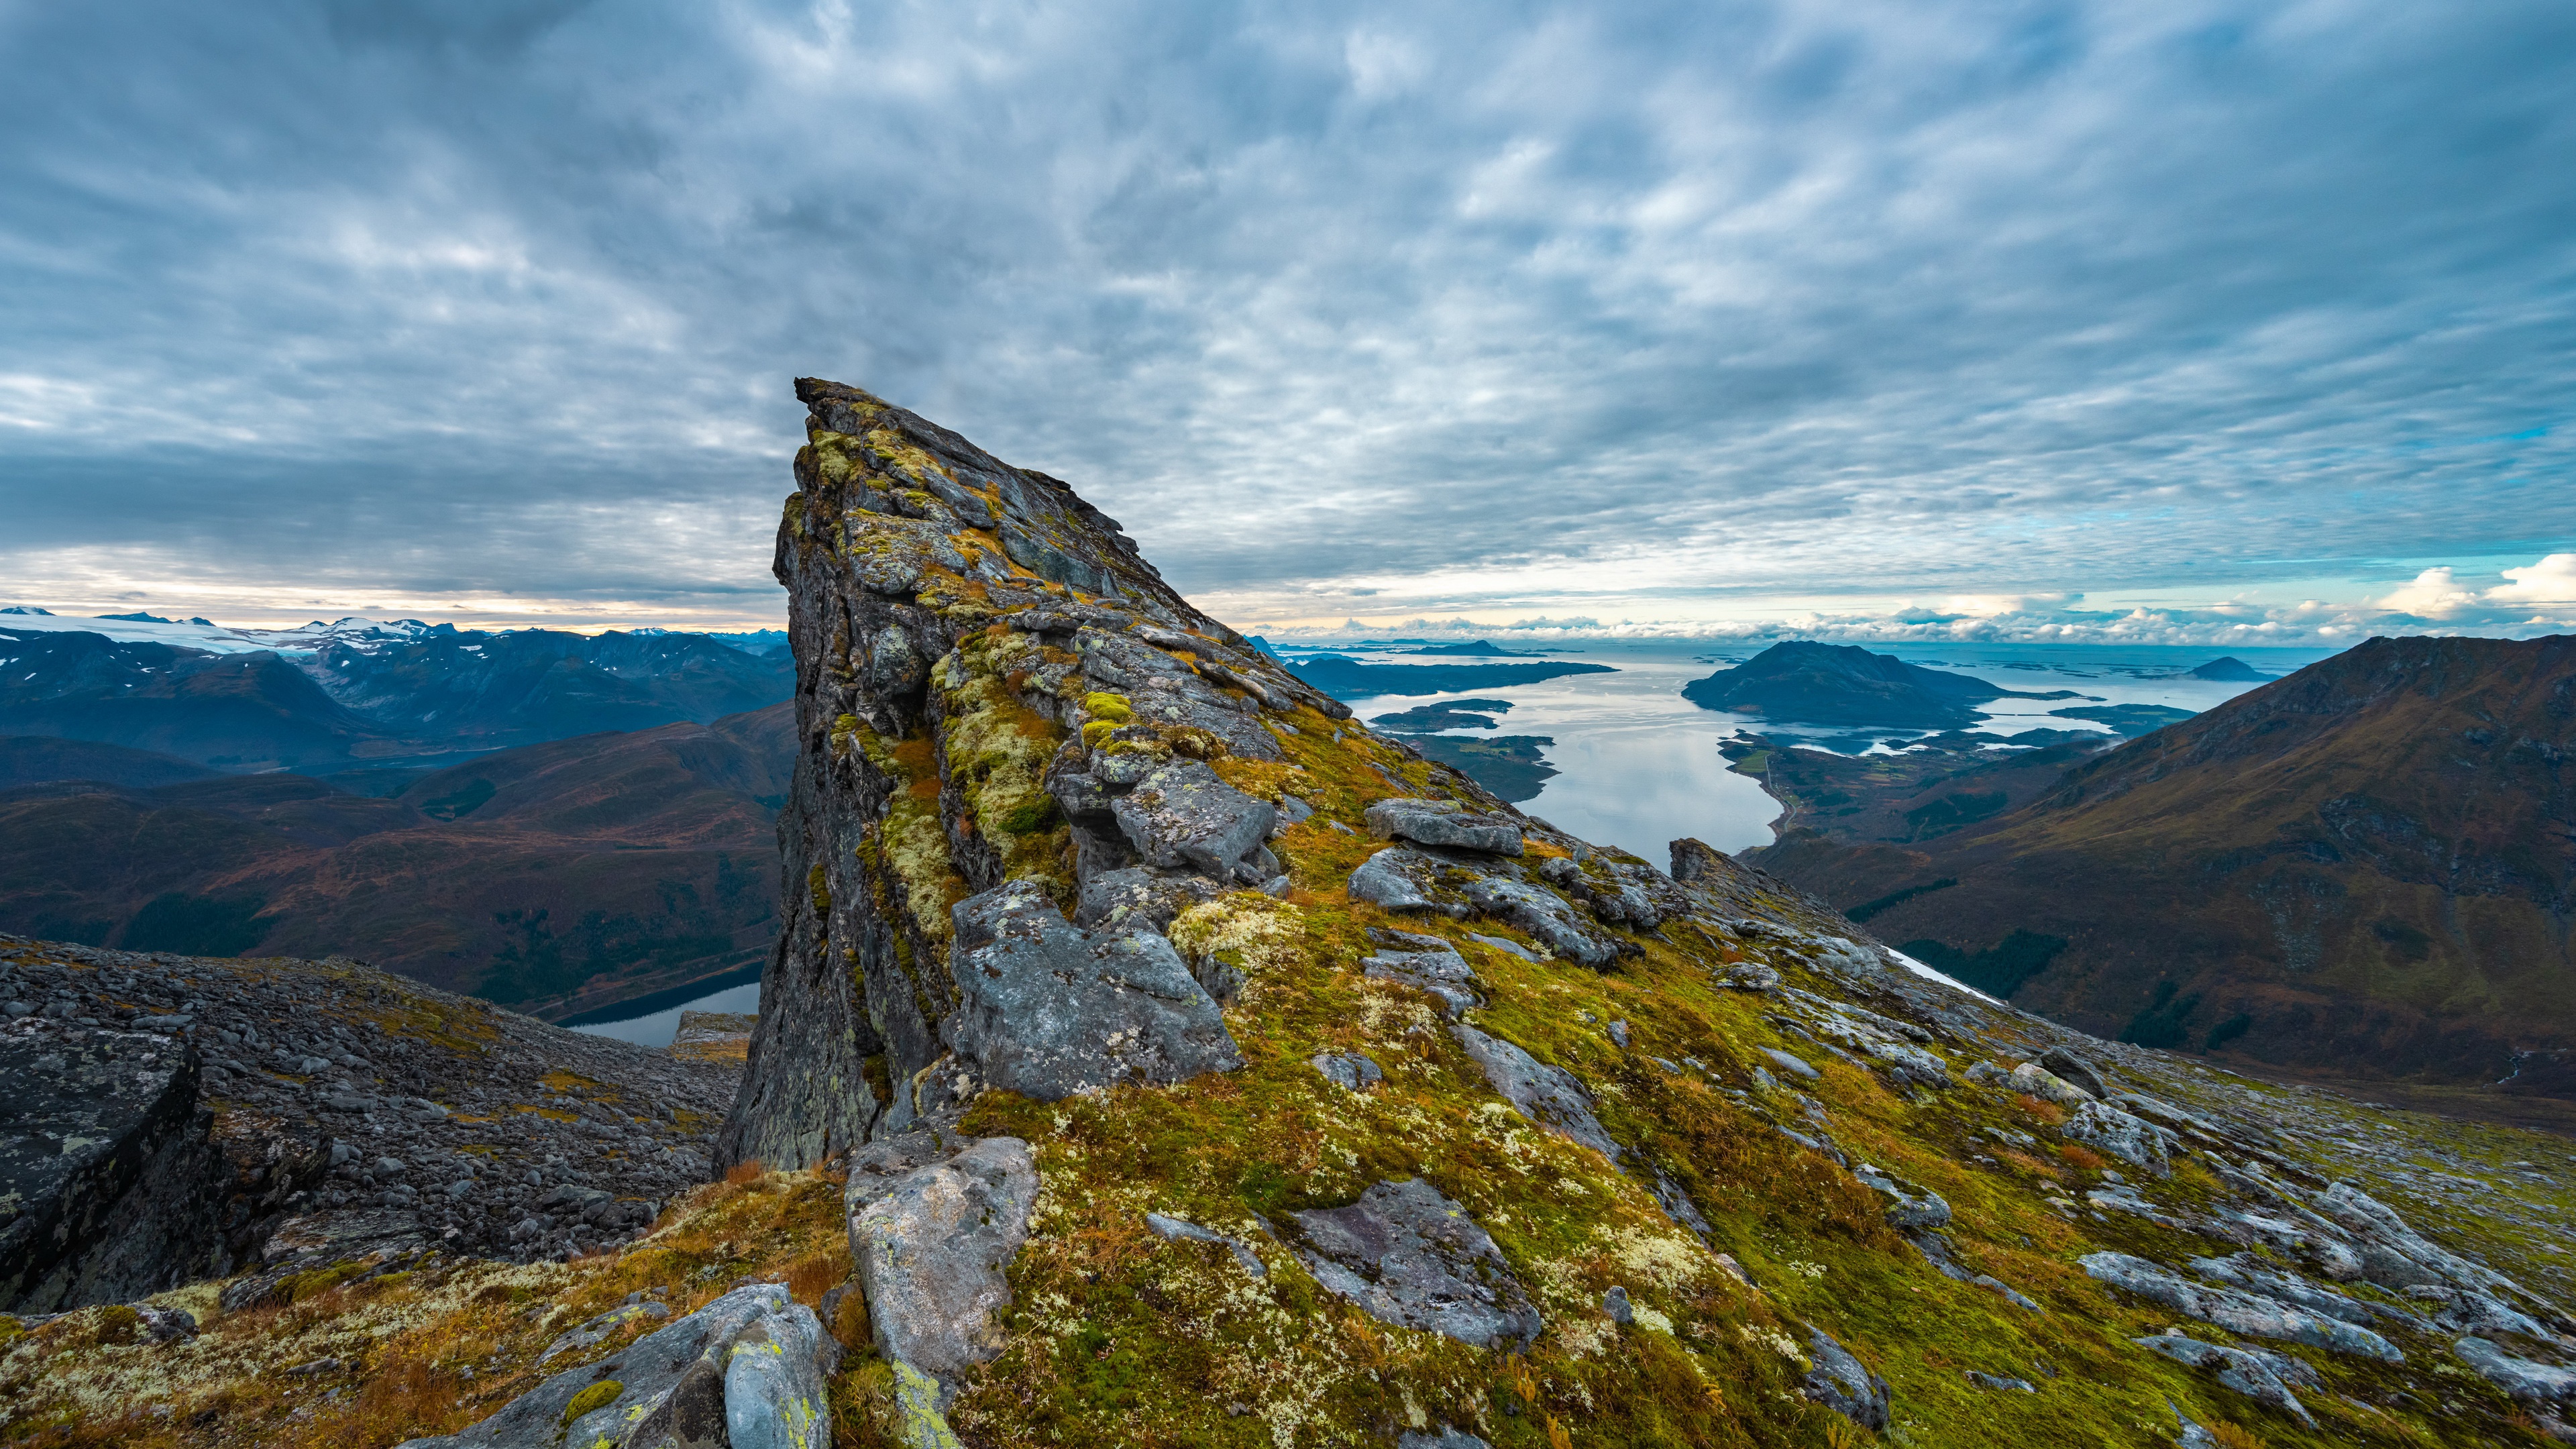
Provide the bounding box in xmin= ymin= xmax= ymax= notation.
xmin=719 ymin=378 xmax=1342 ymax=1169
xmin=0 ymin=1015 xmax=223 ymax=1311
xmin=0 ymin=934 xmax=738 ymax=1311
xmin=945 ymin=882 xmax=1240 ymax=1102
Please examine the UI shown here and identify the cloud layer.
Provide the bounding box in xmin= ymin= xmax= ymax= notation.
xmin=1 ymin=0 xmax=2570 ymax=635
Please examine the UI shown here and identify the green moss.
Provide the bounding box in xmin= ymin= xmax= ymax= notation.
xmin=561 ymin=1379 xmax=623 ymax=1425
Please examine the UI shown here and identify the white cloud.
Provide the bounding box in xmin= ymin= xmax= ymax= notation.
xmin=0 ymin=0 xmax=2568 ymax=629
xmin=2375 ymin=566 xmax=2481 ymax=619
xmin=2489 ymin=553 xmax=2576 ymax=606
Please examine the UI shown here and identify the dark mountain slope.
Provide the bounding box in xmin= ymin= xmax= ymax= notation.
xmin=0 ymin=703 xmax=795 ymax=1018
xmin=0 ymin=629 xmax=411 ymax=772
xmin=0 ymin=623 xmax=794 ymax=773
xmin=305 ymin=627 xmax=794 ymax=749
xmin=0 ymin=735 xmax=217 ymax=790
xmin=1751 ymin=635 xmax=2576 ymax=1093
xmin=1684 ymin=640 xmax=2080 ymax=728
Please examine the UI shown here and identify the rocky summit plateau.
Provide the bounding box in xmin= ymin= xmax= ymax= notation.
xmin=5 ymin=381 xmax=2576 ymax=1449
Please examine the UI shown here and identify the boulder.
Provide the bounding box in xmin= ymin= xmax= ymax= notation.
xmin=1363 ymin=932 xmax=1483 ymax=1018
xmin=1452 ymin=1024 xmax=1621 ymax=1161
xmin=1112 ymin=761 xmax=1277 ymax=879
xmin=1801 ymin=1325 xmax=1892 ymax=1430
xmin=849 ymin=1136 xmax=1038 ymax=1407
xmin=392 ymin=1285 xmax=826 ymax=1448
xmin=2312 ymin=1180 xmax=2519 ymax=1295
xmin=1310 ymin=1051 xmax=1385 ymax=1093
xmin=1364 ymin=798 xmax=1524 ymax=856
xmin=1758 ymin=1047 xmax=1820 ymax=1081
xmin=1073 ymin=867 xmax=1220 ymax=931
xmin=1347 ymin=847 xmax=1462 ymax=917
xmin=2038 ymin=1046 xmax=2112 ymax=1099
xmin=1457 ymin=874 xmax=1622 ymax=967
xmin=1285 ymin=1178 xmax=1542 ymax=1349
xmin=2006 ymin=1061 xmax=2094 ymax=1108
xmin=947 ymin=882 xmax=1242 ymax=1101
xmin=2061 ymin=1100 xmax=2171 ymax=1177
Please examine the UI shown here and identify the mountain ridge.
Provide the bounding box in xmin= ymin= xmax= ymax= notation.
xmin=1748 ymin=633 xmax=2576 ymax=1095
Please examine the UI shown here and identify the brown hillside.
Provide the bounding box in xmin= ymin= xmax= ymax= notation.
xmin=1752 ymin=635 xmax=2576 ymax=1093
xmin=0 ymin=704 xmax=794 ymax=1018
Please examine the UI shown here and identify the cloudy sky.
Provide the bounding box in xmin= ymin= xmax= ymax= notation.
xmin=2 ymin=0 xmax=2570 ymax=643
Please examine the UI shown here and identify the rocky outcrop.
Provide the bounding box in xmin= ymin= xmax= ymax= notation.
xmin=2082 ymin=1251 xmax=2404 ymax=1360
xmin=718 ymin=378 xmax=1346 ymax=1171
xmin=392 ymin=1284 xmax=833 ymax=1449
xmin=641 ymin=381 xmax=2576 ymax=1448
xmin=0 ymin=1014 xmax=223 ymax=1311
xmin=0 ymin=934 xmax=737 ymax=1311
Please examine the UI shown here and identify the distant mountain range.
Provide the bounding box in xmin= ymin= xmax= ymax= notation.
xmin=0 ymin=612 xmax=792 ymax=775
xmin=0 ymin=703 xmax=794 ymax=1020
xmin=1749 ymin=635 xmax=2576 ymax=1099
xmin=1284 ymin=653 xmax=1613 ymax=698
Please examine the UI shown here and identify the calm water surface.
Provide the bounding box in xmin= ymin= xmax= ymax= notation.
xmin=568 ymin=980 xmax=760 ymax=1049
xmin=1297 ymin=639 xmax=2349 ymax=863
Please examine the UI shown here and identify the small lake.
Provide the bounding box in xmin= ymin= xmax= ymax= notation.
xmin=566 ymin=977 xmax=761 ymax=1049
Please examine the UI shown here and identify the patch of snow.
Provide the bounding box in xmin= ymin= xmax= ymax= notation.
xmin=1888 ymin=948 xmax=2004 ymax=1006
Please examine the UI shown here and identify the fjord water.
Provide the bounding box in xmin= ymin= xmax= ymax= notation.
xmin=1312 ymin=639 xmax=2346 ymax=863
xmin=567 ymin=977 xmax=760 ymax=1048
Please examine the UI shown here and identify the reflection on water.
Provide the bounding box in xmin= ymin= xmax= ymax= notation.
xmin=569 ymin=980 xmax=760 ymax=1049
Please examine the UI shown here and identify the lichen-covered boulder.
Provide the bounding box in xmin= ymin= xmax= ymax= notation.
xmin=1310 ymin=1051 xmax=1385 ymax=1092
xmin=1452 ymin=1023 xmax=1620 ymax=1161
xmin=1458 ymin=873 xmax=1623 ymax=967
xmin=1285 ymin=1178 xmax=1542 ymax=1349
xmin=1363 ymin=930 xmax=1483 ymax=1017
xmin=2007 ymin=1061 xmax=2095 ymax=1108
xmin=849 ymin=1136 xmax=1038 ymax=1405
xmin=2061 ymin=1099 xmax=2172 ymax=1177
xmin=945 ymin=881 xmax=1242 ymax=1101
xmin=1113 ymin=761 xmax=1279 ymax=880
xmin=392 ymin=1285 xmax=824 ymax=1449
xmin=1364 ymin=798 xmax=1524 ymax=855
xmin=1346 ymin=846 xmax=1463 ymax=916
